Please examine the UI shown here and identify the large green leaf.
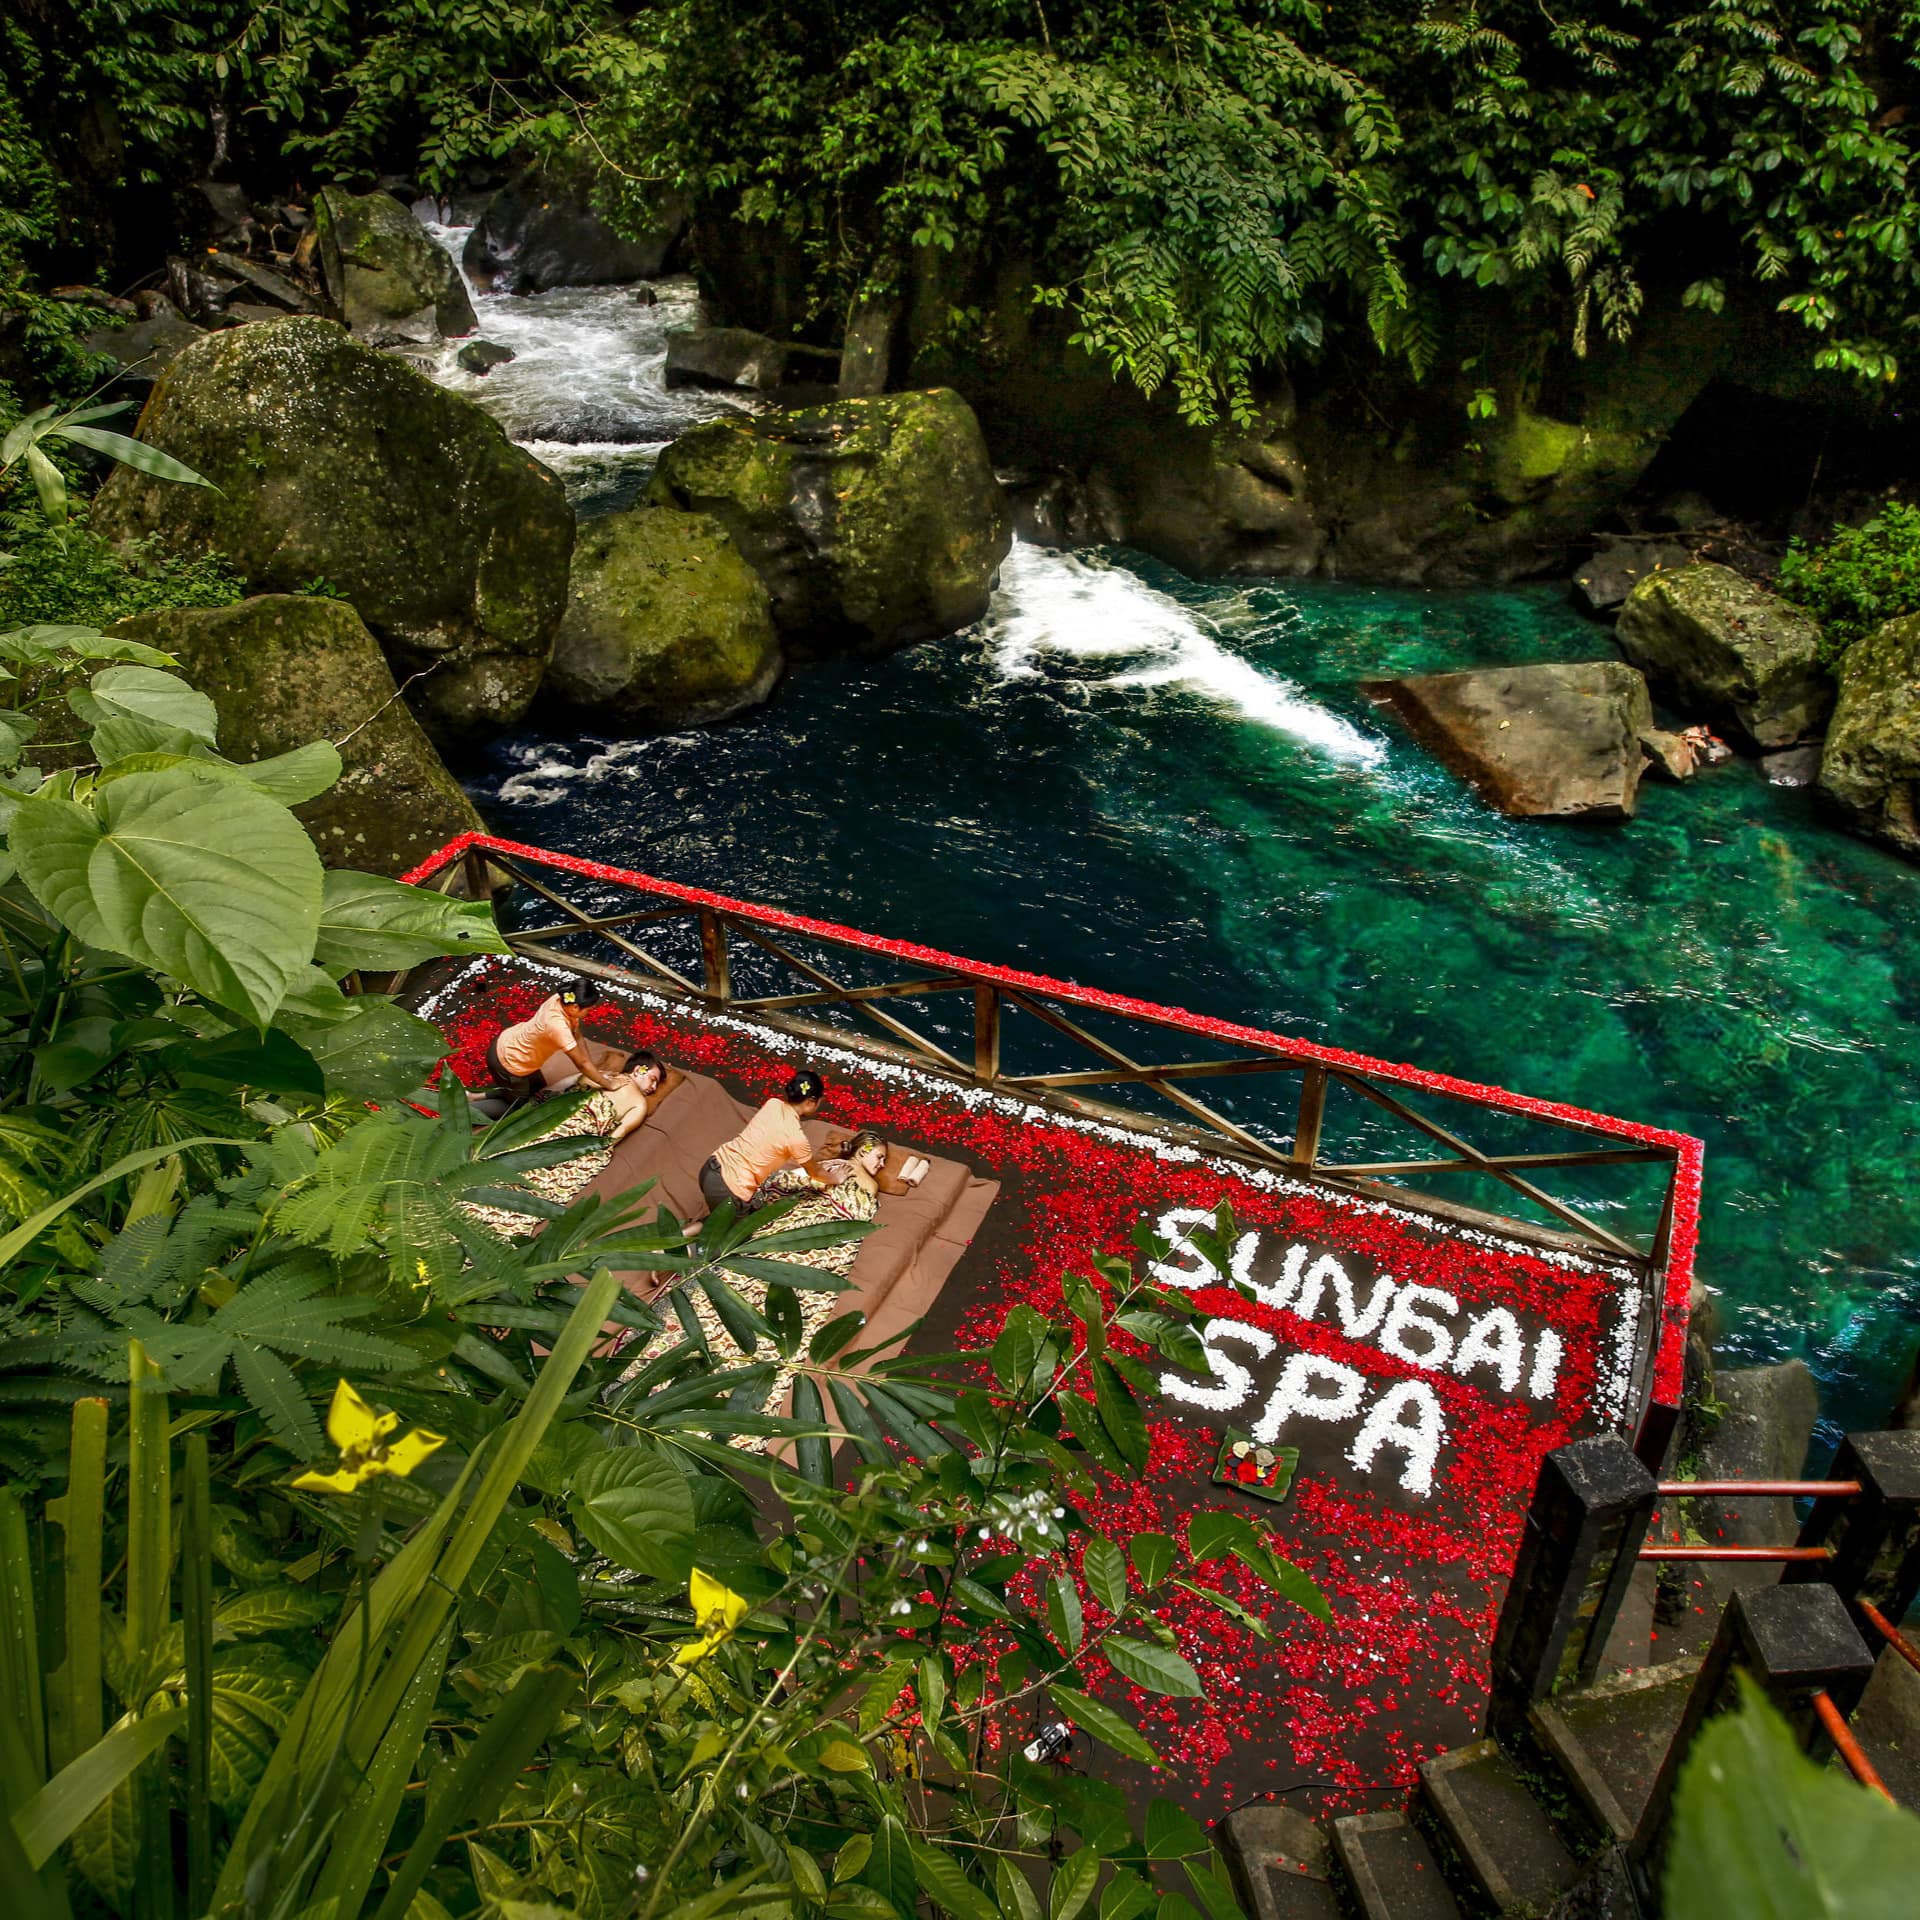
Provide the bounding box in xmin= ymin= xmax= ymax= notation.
xmin=278 ymin=996 xmax=448 ymax=1099
xmin=1081 ymin=1538 xmax=1129 ymax=1617
xmin=1102 ymin=1636 xmax=1202 ymax=1698
xmin=566 ymin=1449 xmax=697 ymax=1581
xmin=13 ymin=1709 xmax=185 ymax=1868
xmin=69 ymin=667 xmax=219 ymax=746
xmin=96 ymin=742 xmax=343 ymax=807
xmin=1047 ymin=1684 xmax=1159 ymax=1765
xmin=47 ymin=424 xmax=214 ymax=489
xmin=10 ymin=768 xmax=323 ymax=1025
xmin=1665 ymin=1679 xmax=1920 ymax=1919
xmin=313 ymin=870 xmax=508 ymax=974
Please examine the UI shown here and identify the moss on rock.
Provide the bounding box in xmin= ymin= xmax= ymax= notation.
xmin=1816 ymin=611 xmax=1920 ymax=857
xmin=91 ymin=316 xmax=573 ymax=739
xmin=112 ymin=595 xmax=484 ymax=875
xmin=647 ymin=387 xmax=1011 ymax=656
xmin=1615 ymin=562 xmax=1830 ymax=747
xmin=549 ymin=506 xmax=781 ymax=727
xmin=314 ymin=187 xmax=475 ymax=345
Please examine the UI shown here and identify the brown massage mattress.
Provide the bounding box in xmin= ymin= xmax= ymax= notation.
xmin=563 ymin=1057 xmax=999 ymax=1366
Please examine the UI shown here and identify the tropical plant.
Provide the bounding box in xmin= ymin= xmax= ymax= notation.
xmin=1778 ymin=499 xmax=1920 ymax=657
xmin=1665 ymin=1675 xmax=1920 ymax=1917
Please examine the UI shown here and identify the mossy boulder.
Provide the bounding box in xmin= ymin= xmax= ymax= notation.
xmin=112 ymin=595 xmax=484 ymax=875
xmin=1615 ymin=562 xmax=1830 ymax=747
xmin=549 ymin=507 xmax=781 ymax=728
xmin=1816 ymin=612 xmax=1920 ymax=856
xmin=314 ymin=187 xmax=475 ymax=345
xmin=647 ymin=388 xmax=1011 ymax=657
xmin=91 ymin=316 xmax=573 ymax=738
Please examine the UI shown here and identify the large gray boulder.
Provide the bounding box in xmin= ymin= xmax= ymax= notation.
xmin=549 ymin=506 xmax=781 ymax=729
xmin=314 ymin=187 xmax=475 ymax=346
xmin=1816 ymin=611 xmax=1920 ymax=855
xmin=112 ymin=596 xmax=484 ymax=875
xmin=91 ymin=316 xmax=573 ymax=738
xmin=1615 ymin=562 xmax=1830 ymax=747
xmin=464 ymin=169 xmax=684 ymax=294
xmin=1367 ymin=661 xmax=1655 ymax=820
xmin=646 ymin=388 xmax=1011 ymax=658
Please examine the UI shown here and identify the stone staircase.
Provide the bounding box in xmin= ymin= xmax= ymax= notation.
xmin=1220 ymin=1635 xmax=1920 ymax=1918
xmin=1213 ymin=1394 xmax=1920 ymax=1918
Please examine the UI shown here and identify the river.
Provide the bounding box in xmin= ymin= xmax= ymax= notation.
xmin=426 ymin=231 xmax=1920 ymax=1446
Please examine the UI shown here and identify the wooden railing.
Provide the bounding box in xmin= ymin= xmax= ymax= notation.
xmin=402 ymin=831 xmax=1700 ymax=1307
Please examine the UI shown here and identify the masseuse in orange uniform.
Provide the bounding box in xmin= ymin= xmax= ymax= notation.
xmin=701 ymin=1069 xmax=829 ymax=1215
xmin=488 ymin=981 xmax=626 ymax=1109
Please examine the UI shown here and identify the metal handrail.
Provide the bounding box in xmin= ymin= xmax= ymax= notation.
xmin=1656 ymin=1481 xmax=1863 ymax=1499
xmin=1637 ymin=1546 xmax=1835 ymax=1563
xmin=1860 ymin=1599 xmax=1920 ymax=1679
xmin=1813 ymin=1690 xmax=1894 ymax=1801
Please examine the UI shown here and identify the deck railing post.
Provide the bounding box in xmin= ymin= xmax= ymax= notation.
xmin=1292 ymin=1066 xmax=1327 ymax=1167
xmin=1630 ymin=1583 xmax=1876 ymax=1886
xmin=1787 ymin=1431 xmax=1920 ymax=1625
xmin=1486 ymin=1434 xmax=1657 ymax=1745
xmin=973 ymin=987 xmax=1000 ymax=1083
xmin=699 ymin=911 xmax=731 ymax=1003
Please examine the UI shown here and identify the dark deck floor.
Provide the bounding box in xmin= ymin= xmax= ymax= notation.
xmin=418 ymin=953 xmax=1663 ymax=1817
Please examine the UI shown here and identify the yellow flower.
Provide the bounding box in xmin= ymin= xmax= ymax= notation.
xmin=670 ymin=1568 xmax=750 ymax=1667
xmin=291 ymin=1380 xmax=446 ymax=1494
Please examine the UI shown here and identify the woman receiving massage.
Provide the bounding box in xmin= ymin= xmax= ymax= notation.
xmin=667 ymin=1127 xmax=931 ymax=1440
xmin=699 ymin=1068 xmax=930 ymax=1215
xmin=463 ymin=1050 xmax=670 ymax=1239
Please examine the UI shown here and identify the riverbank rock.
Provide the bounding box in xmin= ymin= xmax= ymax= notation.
xmin=314 ymin=187 xmax=475 ymax=346
xmin=92 ymin=316 xmax=573 ymax=737
xmin=1573 ymin=538 xmax=1693 ymax=617
xmin=1614 ymin=563 xmax=1829 ymax=747
xmin=464 ymin=169 xmax=684 ymax=294
xmin=456 ymin=339 xmax=515 ymax=374
xmin=548 ymin=506 xmax=781 ymax=728
xmin=647 ymin=388 xmax=1011 ymax=656
xmin=111 ymin=595 xmax=484 ymax=874
xmin=83 ymin=312 xmax=206 ymax=394
xmin=663 ymin=326 xmax=835 ymax=393
xmin=1816 ymin=612 xmax=1920 ymax=854
xmin=1366 ymin=661 xmax=1655 ymax=820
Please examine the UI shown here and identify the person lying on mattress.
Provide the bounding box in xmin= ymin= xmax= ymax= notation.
xmin=699 ymin=1069 xmax=931 ymax=1216
xmin=479 ymin=981 xmax=627 ymax=1114
xmin=463 ymin=1051 xmax=666 ymax=1238
xmin=671 ymin=1131 xmax=928 ymax=1443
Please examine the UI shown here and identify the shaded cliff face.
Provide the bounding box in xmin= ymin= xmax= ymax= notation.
xmin=689 ymin=217 xmax=1899 ymax=586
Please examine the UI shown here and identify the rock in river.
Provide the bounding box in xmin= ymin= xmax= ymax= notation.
xmin=92 ymin=316 xmax=573 ymax=738
xmin=647 ymin=388 xmax=1011 ymax=657
xmin=112 ymin=596 xmax=484 ymax=875
xmin=314 ymin=186 xmax=476 ymax=346
xmin=548 ymin=506 xmax=782 ymax=729
xmin=1817 ymin=612 xmax=1920 ymax=856
xmin=1367 ymin=661 xmax=1655 ymax=820
xmin=1614 ymin=562 xmax=1829 ymax=747
xmin=464 ymin=168 xmax=685 ymax=294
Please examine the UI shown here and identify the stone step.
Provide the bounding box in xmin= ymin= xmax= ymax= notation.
xmin=1213 ymin=1803 xmax=1343 ymax=1920
xmin=1532 ymin=1658 xmax=1701 ymax=1840
xmin=1848 ymin=1640 xmax=1920 ymax=1810
xmin=1420 ymin=1738 xmax=1583 ymax=1915
xmin=1331 ymin=1810 xmax=1463 ymax=1919
xmin=1597 ymin=1559 xmax=1658 ymax=1676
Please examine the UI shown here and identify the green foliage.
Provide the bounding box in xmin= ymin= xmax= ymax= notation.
xmin=0 ymin=522 xmax=243 ymax=633
xmin=1778 ymin=500 xmax=1920 ymax=658
xmin=0 ymin=612 xmax=1329 ymax=1915
xmin=1666 ymin=1675 xmax=1920 ymax=1917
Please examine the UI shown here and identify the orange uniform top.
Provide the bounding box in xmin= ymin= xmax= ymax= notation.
xmin=493 ymin=995 xmax=576 ymax=1077
xmin=712 ymin=1099 xmax=813 ymax=1201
